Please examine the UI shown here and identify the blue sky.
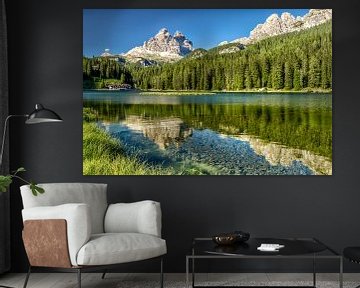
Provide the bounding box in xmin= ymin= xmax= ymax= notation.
xmin=83 ymin=9 xmax=310 ymax=57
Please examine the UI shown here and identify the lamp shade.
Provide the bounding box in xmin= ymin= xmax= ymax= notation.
xmin=25 ymin=104 xmax=63 ymax=124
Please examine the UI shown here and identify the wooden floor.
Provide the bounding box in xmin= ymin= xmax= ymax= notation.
xmin=0 ymin=273 xmax=359 ymax=288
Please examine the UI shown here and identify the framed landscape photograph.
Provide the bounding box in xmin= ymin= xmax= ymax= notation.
xmin=83 ymin=9 xmax=332 ymax=176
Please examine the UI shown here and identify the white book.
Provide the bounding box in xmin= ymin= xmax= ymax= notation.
xmin=257 ymin=243 xmax=285 ymax=251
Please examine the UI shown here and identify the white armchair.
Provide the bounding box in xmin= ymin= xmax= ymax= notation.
xmin=20 ymin=183 xmax=166 ymax=288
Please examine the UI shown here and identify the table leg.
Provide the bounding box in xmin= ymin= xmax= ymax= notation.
xmin=192 ymin=257 xmax=195 ymax=288
xmin=313 ymin=254 xmax=316 ymax=287
xmin=186 ymin=257 xmax=189 ymax=288
xmin=339 ymin=257 xmax=343 ymax=288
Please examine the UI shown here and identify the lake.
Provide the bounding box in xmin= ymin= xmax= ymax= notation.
xmin=83 ymin=90 xmax=332 ymax=175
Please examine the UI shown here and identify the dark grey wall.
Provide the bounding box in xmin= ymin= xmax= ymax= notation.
xmin=5 ymin=0 xmax=360 ymax=273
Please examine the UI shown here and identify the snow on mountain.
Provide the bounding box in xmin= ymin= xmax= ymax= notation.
xmin=124 ymin=28 xmax=194 ymax=63
xmin=100 ymin=48 xmax=113 ymax=57
xmin=220 ymin=9 xmax=332 ymax=46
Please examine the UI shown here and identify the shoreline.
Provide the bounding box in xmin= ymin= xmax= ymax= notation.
xmin=139 ymin=89 xmax=332 ymax=95
xmin=83 ymin=88 xmax=332 ymax=94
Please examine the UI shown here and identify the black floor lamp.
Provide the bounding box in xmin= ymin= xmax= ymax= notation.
xmin=0 ymin=103 xmax=63 ymax=167
xmin=0 ymin=103 xmax=62 ymax=288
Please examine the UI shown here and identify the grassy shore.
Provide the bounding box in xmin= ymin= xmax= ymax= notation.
xmin=83 ymin=119 xmax=216 ymax=175
xmin=83 ymin=122 xmax=174 ymax=175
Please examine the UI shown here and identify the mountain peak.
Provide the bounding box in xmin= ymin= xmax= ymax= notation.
xmin=281 ymin=12 xmax=294 ymax=20
xmin=158 ymin=27 xmax=168 ymax=33
xmin=266 ymin=13 xmax=280 ymax=22
xmin=223 ymin=9 xmax=332 ymax=46
xmin=174 ymin=31 xmax=185 ymax=38
xmin=125 ymin=28 xmax=194 ymax=63
xmin=156 ymin=28 xmax=170 ymax=37
xmin=101 ymin=48 xmax=113 ymax=57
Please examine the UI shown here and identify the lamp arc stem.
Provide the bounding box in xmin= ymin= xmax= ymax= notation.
xmin=0 ymin=114 xmax=28 ymax=169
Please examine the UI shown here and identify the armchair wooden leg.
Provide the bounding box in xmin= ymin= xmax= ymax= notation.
xmin=101 ymin=270 xmax=107 ymax=279
xmin=77 ymin=269 xmax=81 ymax=288
xmin=23 ymin=266 xmax=31 ymax=288
xmin=160 ymin=257 xmax=164 ymax=288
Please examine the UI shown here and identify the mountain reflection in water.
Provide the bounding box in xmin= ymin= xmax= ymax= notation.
xmin=84 ymin=91 xmax=332 ymax=175
xmin=232 ymin=134 xmax=332 ymax=175
xmin=100 ymin=114 xmax=330 ymax=175
xmin=108 ymin=115 xmax=193 ymax=150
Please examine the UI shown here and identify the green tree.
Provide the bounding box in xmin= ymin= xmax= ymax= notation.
xmin=293 ymin=62 xmax=301 ymax=90
xmin=272 ymin=60 xmax=284 ymax=90
xmin=308 ymin=56 xmax=321 ymax=88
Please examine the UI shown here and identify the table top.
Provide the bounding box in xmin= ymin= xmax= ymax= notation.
xmin=190 ymin=237 xmax=340 ymax=258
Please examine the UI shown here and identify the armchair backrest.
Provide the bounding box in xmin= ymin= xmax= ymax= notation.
xmin=20 ymin=183 xmax=108 ymax=234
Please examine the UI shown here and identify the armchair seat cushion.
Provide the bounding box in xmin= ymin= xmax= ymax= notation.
xmin=76 ymin=233 xmax=167 ymax=266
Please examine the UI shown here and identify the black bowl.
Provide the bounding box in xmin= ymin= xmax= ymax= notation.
xmin=212 ymin=234 xmax=237 ymax=245
xmin=212 ymin=231 xmax=250 ymax=246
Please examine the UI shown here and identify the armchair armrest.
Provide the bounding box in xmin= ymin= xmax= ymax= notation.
xmin=104 ymin=200 xmax=162 ymax=237
xmin=22 ymin=203 xmax=91 ymax=266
